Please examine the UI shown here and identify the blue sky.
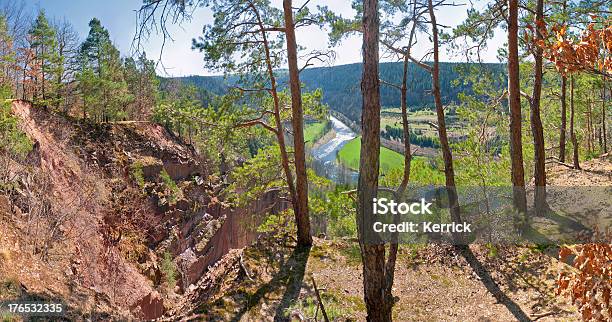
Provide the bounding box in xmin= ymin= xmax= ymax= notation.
xmin=17 ymin=0 xmax=504 ymax=77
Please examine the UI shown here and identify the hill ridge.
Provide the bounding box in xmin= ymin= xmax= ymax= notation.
xmin=162 ymin=61 xmax=507 ymax=122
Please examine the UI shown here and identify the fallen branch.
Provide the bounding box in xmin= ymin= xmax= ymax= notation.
xmin=380 ymin=78 xmax=401 ymax=90
xmin=290 ymin=309 xmax=306 ymax=321
xmin=311 ymin=274 xmax=329 ymax=322
xmin=425 ymin=121 xmax=439 ymax=130
xmin=545 ymin=146 xmax=561 ymax=151
xmin=239 ymin=253 xmax=253 ymax=281
xmin=519 ymin=90 xmax=533 ymax=105
xmin=340 ymin=189 xmax=357 ymax=202
xmin=531 ymin=311 xmax=559 ymax=321
xmin=545 ymin=159 xmax=575 ymax=169
xmin=341 ymin=187 xmax=398 ymax=195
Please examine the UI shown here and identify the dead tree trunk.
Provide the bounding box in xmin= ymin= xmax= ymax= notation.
xmin=22 ymin=59 xmax=27 ymax=100
xmin=283 ymin=0 xmax=312 ymax=247
xmin=507 ymin=0 xmax=527 ymax=214
xmin=531 ymin=0 xmax=547 ymax=213
xmin=357 ymin=0 xmax=389 ymax=320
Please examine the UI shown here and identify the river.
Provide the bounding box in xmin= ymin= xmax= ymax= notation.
xmin=310 ymin=116 xmax=359 ymax=184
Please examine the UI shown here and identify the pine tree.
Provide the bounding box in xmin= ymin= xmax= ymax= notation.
xmin=124 ymin=52 xmax=158 ymax=120
xmin=77 ymin=18 xmax=131 ymax=121
xmin=28 ymin=10 xmax=60 ymax=108
xmin=79 ymin=18 xmax=110 ymax=76
xmin=99 ymin=40 xmax=131 ymax=121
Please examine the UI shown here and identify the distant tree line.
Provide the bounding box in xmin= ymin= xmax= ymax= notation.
xmin=163 ymin=61 xmax=506 ymax=124
xmin=381 ymin=125 xmax=440 ymax=148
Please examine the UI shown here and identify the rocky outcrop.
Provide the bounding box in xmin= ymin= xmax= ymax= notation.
xmin=4 ymin=101 xmax=284 ymax=320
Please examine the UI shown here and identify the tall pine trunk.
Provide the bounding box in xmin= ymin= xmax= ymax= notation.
xmin=399 ymin=55 xmax=412 ymax=192
xmin=507 ymin=0 xmax=527 ymax=214
xmin=383 ymin=52 xmax=412 ymax=321
xmin=531 ymin=0 xmax=547 ymax=213
xmin=357 ymin=0 xmax=389 ymax=320
xmin=253 ymin=6 xmax=299 ymax=233
xmin=602 ymin=76 xmax=607 ymax=153
xmin=587 ymin=90 xmax=594 ymax=153
xmin=283 ymin=0 xmax=312 ymax=247
xmin=570 ymin=75 xmax=580 ymax=169
xmin=41 ymin=45 xmax=46 ymax=104
xmin=428 ymin=0 xmax=462 ymax=230
xmin=559 ymin=76 xmax=567 ymax=162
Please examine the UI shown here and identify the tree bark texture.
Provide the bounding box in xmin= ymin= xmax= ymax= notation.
xmin=357 ymin=0 xmax=389 ymax=320
xmin=570 ymin=75 xmax=580 ymax=169
xmin=507 ymin=0 xmax=527 ymax=214
xmin=428 ymin=0 xmax=462 ymax=229
xmin=530 ymin=0 xmax=547 ymax=213
xmin=559 ymin=76 xmax=567 ymax=162
xmin=283 ymin=0 xmax=312 ymax=247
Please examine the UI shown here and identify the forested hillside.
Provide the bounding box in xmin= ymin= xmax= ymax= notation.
xmin=164 ymin=62 xmax=506 ymax=122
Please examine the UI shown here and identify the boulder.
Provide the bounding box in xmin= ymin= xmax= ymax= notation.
xmin=136 ymin=156 xmax=163 ymax=181
xmin=163 ymin=161 xmax=197 ymax=181
xmin=0 ymin=195 xmax=9 ymax=215
xmin=131 ymin=291 xmax=165 ymax=320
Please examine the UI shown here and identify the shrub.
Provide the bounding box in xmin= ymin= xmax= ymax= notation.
xmin=0 ymin=88 xmax=32 ymax=158
xmin=160 ymin=170 xmax=181 ymax=205
xmin=130 ymin=161 xmax=146 ymax=189
xmin=160 ymin=251 xmax=177 ymax=290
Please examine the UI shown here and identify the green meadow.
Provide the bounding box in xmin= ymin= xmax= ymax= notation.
xmin=337 ymin=136 xmax=405 ymax=173
xmin=304 ymin=121 xmax=329 ymax=143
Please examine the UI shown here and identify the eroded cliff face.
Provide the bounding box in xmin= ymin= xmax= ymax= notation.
xmin=0 ymin=101 xmax=280 ymax=320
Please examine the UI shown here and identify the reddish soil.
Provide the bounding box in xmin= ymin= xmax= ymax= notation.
xmin=1 ymin=101 xmax=285 ymax=320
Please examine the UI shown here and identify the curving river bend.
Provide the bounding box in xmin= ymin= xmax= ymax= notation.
xmin=310 ymin=116 xmax=359 ymax=184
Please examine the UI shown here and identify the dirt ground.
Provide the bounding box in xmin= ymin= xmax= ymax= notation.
xmin=171 ymin=155 xmax=612 ymax=321
xmin=172 ymin=237 xmax=577 ymax=321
